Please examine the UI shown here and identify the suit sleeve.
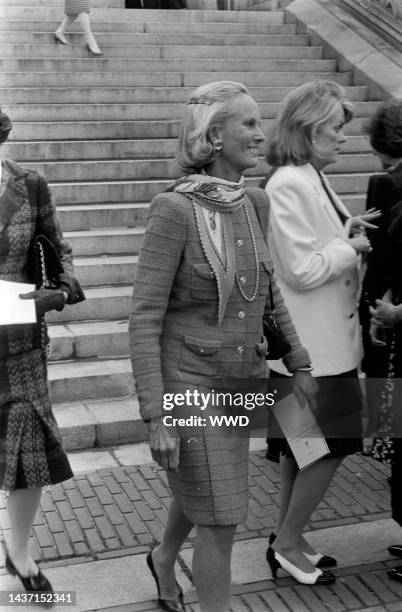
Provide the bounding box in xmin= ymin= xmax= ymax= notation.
xmin=266 ymin=175 xmax=358 ymax=291
xmin=129 ymin=195 xmax=187 ymax=422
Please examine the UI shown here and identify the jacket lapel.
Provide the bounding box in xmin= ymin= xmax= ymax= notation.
xmin=300 ymin=164 xmax=349 ymax=235
xmin=0 ymin=160 xmax=30 ymax=234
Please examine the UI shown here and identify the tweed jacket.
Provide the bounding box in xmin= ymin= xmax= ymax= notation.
xmin=0 ymin=159 xmax=83 ymax=357
xmin=129 ymin=187 xmax=310 ymax=422
xmin=265 ymin=163 xmax=362 ymax=377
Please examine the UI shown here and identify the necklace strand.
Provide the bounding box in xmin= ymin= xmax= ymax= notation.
xmin=235 ymin=202 xmax=260 ymax=302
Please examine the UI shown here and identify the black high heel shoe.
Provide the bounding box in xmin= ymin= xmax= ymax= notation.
xmin=6 ymin=554 xmax=53 ymax=593
xmin=53 ymin=32 xmax=69 ymax=45
xmin=268 ymin=532 xmax=337 ymax=568
xmin=146 ymin=549 xmax=185 ymax=612
xmin=85 ymin=43 xmax=104 ymax=57
xmin=266 ymin=547 xmax=336 ymax=585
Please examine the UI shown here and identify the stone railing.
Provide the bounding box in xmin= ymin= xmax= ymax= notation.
xmin=335 ymin=0 xmax=402 ymax=50
xmin=363 ymin=0 xmax=402 ymax=17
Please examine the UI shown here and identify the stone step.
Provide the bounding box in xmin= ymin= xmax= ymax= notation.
xmin=57 ymin=203 xmax=148 ymax=231
xmin=73 ymin=254 xmax=138 ymax=287
xmin=10 ymin=110 xmax=363 ymax=143
xmin=0 ymin=32 xmax=311 ymax=47
xmin=1 ymin=0 xmax=124 ymax=5
xmin=25 ymin=153 xmax=380 ymax=182
xmin=48 ymin=172 xmax=369 ymax=205
xmin=47 ymin=285 xmax=133 ymax=323
xmin=4 ymin=135 xmax=371 ymax=162
xmin=53 ymin=396 xmax=146 ymax=452
xmin=3 ymin=100 xmax=376 ymax=123
xmin=64 ymin=227 xmax=144 ymax=256
xmin=0 ymin=0 xmax=124 ymax=5
xmin=0 ymin=58 xmax=338 ymax=73
xmin=0 ymin=20 xmax=297 ymax=35
xmin=0 ymin=7 xmax=285 ymax=23
xmin=0 ymin=44 xmax=324 ymax=60
xmin=0 ymin=84 xmax=369 ymax=105
xmin=2 ymin=70 xmax=351 ymax=89
xmin=57 ymin=193 xmax=367 ymax=233
xmin=49 ymin=320 xmax=129 ymax=361
xmin=48 ymin=357 xmax=134 ymax=402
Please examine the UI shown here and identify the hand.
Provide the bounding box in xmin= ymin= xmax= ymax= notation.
xmin=370 ymin=299 xmax=401 ymax=328
xmin=349 ymin=208 xmax=381 ymax=232
xmin=19 ymin=288 xmax=66 ymax=317
xmin=346 ymin=234 xmax=371 ymax=254
xmin=292 ymin=371 xmax=318 ymax=411
xmin=147 ymin=419 xmax=180 ymax=472
xmin=369 ymin=316 xmax=388 ymax=346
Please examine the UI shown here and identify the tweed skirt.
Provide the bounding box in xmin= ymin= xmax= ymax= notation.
xmin=0 ymin=348 xmax=73 ymax=491
xmin=165 ymin=378 xmax=250 ymax=525
xmin=267 ymin=370 xmax=363 ymax=463
xmin=65 ymin=0 xmax=90 ymax=15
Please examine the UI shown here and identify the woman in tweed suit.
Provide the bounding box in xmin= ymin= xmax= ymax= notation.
xmin=0 ymin=110 xmax=84 ymax=593
xmin=54 ymin=0 xmax=103 ymax=56
xmin=129 ymin=81 xmax=316 ymax=612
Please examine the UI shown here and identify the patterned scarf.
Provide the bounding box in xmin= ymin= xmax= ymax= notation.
xmin=168 ymin=174 xmax=246 ymax=324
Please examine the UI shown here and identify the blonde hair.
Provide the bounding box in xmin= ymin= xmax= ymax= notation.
xmin=176 ymin=81 xmax=250 ymax=174
xmin=266 ymin=80 xmax=354 ymax=167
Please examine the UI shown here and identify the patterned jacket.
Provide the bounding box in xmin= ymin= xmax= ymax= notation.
xmin=0 ymin=159 xmax=83 ymax=358
xmin=129 ymin=187 xmax=310 ymax=422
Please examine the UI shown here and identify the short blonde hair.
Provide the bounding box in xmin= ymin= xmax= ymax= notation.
xmin=176 ymin=81 xmax=250 ymax=174
xmin=266 ymin=80 xmax=354 ymax=167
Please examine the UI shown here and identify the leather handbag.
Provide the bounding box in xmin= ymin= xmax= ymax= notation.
xmin=263 ymin=283 xmax=291 ymax=360
xmin=32 ymin=234 xmax=64 ymax=289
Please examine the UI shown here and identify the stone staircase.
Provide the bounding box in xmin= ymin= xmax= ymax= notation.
xmin=0 ymin=0 xmax=382 ymax=449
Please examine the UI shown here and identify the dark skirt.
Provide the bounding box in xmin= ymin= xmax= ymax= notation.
xmin=0 ymin=348 xmax=73 ymax=491
xmin=267 ymin=370 xmax=363 ymax=463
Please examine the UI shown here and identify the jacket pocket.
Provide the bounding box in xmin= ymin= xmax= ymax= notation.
xmin=179 ymin=334 xmax=221 ymax=377
xmin=191 ymin=263 xmax=217 ymax=301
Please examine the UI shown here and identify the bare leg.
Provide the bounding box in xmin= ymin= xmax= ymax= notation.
xmin=8 ymin=488 xmax=42 ymax=576
xmin=54 ymin=16 xmax=76 ymax=43
xmin=274 ymin=456 xmax=342 ymax=572
xmin=193 ymin=524 xmax=236 ymax=612
xmin=151 ymin=498 xmax=193 ymax=599
xmin=77 ymin=13 xmax=102 ymax=53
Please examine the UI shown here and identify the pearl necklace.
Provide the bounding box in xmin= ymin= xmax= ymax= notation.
xmin=235 ymin=201 xmax=260 ymax=302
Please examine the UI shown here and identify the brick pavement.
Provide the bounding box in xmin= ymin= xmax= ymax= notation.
xmin=1 ymin=451 xmax=401 ymax=612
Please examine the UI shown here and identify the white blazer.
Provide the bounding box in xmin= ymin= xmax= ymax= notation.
xmin=265 ymin=163 xmax=362 ymax=376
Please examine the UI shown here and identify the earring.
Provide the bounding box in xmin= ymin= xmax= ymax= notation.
xmin=214 ymin=139 xmax=223 ymax=152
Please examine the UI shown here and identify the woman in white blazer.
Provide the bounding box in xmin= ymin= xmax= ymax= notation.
xmin=264 ymin=80 xmax=379 ymax=585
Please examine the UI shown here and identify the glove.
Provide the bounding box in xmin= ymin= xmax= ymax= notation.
xmin=19 ymin=288 xmax=66 ymax=317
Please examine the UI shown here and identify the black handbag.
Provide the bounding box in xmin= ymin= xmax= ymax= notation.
xmin=32 ymin=234 xmax=64 ymax=289
xmin=263 ymin=282 xmax=291 ymax=360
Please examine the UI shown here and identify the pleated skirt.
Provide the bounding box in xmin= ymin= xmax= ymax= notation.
xmin=65 ymin=0 xmax=90 ymax=15
xmin=0 ymin=348 xmax=73 ymax=491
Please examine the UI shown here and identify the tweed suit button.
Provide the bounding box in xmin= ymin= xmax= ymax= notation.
xmin=237 ymin=346 xmax=244 ymax=354
xmin=238 ymin=311 xmax=246 ymax=319
xmin=240 ymin=276 xmax=247 ymax=285
xmin=236 ymin=239 xmax=244 ymax=247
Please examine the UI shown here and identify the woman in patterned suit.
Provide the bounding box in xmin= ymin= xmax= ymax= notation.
xmin=129 ymin=81 xmax=318 ymax=612
xmin=54 ymin=0 xmax=103 ymax=56
xmin=0 ymin=109 xmax=84 ymax=594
